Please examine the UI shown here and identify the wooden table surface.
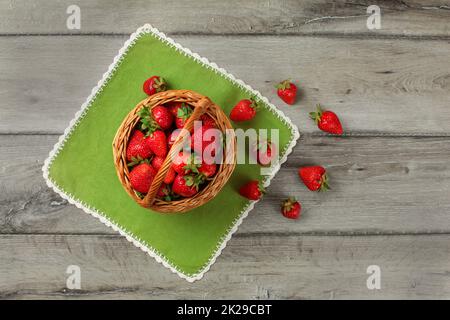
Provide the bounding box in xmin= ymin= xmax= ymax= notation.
xmin=1 ymin=0 xmax=450 ymax=299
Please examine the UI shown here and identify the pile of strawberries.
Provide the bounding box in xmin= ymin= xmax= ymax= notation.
xmin=133 ymin=75 xmax=343 ymax=220
xmin=127 ymin=76 xmax=220 ymax=201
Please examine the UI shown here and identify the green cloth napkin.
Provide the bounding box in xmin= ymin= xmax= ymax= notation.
xmin=43 ymin=25 xmax=299 ymax=281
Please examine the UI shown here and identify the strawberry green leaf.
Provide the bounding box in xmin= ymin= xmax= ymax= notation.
xmin=138 ymin=106 xmax=160 ymax=135
xmin=276 ymin=79 xmax=292 ymax=90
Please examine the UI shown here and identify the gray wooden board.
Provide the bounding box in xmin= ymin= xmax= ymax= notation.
xmin=1 ymin=134 xmax=450 ymax=235
xmin=0 ymin=36 xmax=449 ymax=134
xmin=0 ymin=234 xmax=448 ymax=299
xmin=1 ymin=0 xmax=450 ymax=300
xmin=0 ymin=0 xmax=449 ymax=37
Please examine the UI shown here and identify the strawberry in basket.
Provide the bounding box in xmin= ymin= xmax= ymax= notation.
xmin=114 ymin=88 xmax=236 ymax=213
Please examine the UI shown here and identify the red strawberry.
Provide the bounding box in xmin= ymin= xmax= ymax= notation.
xmin=152 ymin=105 xmax=173 ymax=130
xmin=230 ymin=98 xmax=258 ymax=122
xmin=167 ymin=130 xmax=181 ymax=149
xmin=157 ymin=183 xmax=169 ymax=198
xmin=163 ymin=167 xmax=176 ymax=184
xmin=172 ymin=152 xmax=197 ymax=175
xmin=130 ymin=163 xmax=156 ymax=194
xmin=168 ymin=102 xmax=193 ymax=129
xmin=172 ymin=174 xmax=201 ymax=197
xmin=200 ymin=114 xmax=216 ymax=128
xmin=281 ymin=198 xmax=301 ymax=219
xmin=156 ymin=183 xmax=174 ymax=201
xmin=252 ymin=140 xmax=277 ymax=166
xmin=167 ymin=102 xmax=182 ymax=116
xmin=309 ymin=104 xmax=343 ymax=135
xmin=146 ymin=130 xmax=168 ymax=157
xmin=198 ymin=162 xmax=217 ymax=178
xmin=298 ymin=166 xmax=329 ymax=191
xmin=276 ymin=79 xmax=297 ymax=105
xmin=126 ymin=130 xmax=153 ymax=162
xmin=239 ymin=180 xmax=265 ymax=200
xmin=143 ymin=76 xmax=166 ymax=96
xmin=151 ymin=156 xmax=165 ymax=171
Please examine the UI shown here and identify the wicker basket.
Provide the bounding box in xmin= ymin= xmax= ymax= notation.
xmin=112 ymin=89 xmax=236 ymax=213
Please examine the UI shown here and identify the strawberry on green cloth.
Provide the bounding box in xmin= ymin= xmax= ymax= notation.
xmin=143 ymin=75 xmax=166 ymax=95
xmin=230 ymin=98 xmax=258 ymax=122
xmin=239 ymin=180 xmax=265 ymax=200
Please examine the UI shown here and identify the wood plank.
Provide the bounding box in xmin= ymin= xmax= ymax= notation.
xmin=0 ymin=0 xmax=449 ymax=36
xmin=0 ymin=234 xmax=448 ymax=299
xmin=2 ymin=134 xmax=450 ymax=235
xmin=1 ymin=36 xmax=450 ymax=134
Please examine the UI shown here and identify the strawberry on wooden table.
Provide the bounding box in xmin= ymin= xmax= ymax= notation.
xmin=126 ymin=130 xmax=153 ymax=162
xmin=298 ymin=166 xmax=329 ymax=191
xmin=239 ymin=180 xmax=265 ymax=200
xmin=152 ymin=105 xmax=173 ymax=130
xmin=309 ymin=104 xmax=343 ymax=135
xmin=276 ymin=79 xmax=298 ymax=105
xmin=281 ymin=197 xmax=301 ymax=219
xmin=129 ymin=163 xmax=156 ymax=194
xmin=143 ymin=76 xmax=166 ymax=96
xmin=230 ymin=98 xmax=258 ymax=122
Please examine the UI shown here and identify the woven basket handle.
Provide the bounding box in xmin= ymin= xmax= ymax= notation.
xmin=142 ymin=97 xmax=213 ymax=207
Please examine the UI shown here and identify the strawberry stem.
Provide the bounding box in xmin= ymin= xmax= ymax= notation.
xmin=309 ymin=104 xmax=323 ymax=125
xmin=177 ymin=103 xmax=193 ymax=120
xmin=281 ymin=197 xmax=297 ymax=213
xmin=138 ymin=106 xmax=160 ymax=135
xmin=258 ymin=181 xmax=266 ymax=194
xmin=250 ymin=97 xmax=260 ymax=111
xmin=153 ymin=77 xmax=167 ymax=92
xmin=319 ymin=173 xmax=330 ymax=192
xmin=276 ymin=79 xmax=292 ymax=90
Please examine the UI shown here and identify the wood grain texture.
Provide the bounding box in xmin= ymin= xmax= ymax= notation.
xmin=2 ymin=134 xmax=450 ymax=235
xmin=0 ymin=0 xmax=449 ymax=36
xmin=1 ymin=36 xmax=450 ymax=134
xmin=1 ymin=0 xmax=450 ymax=300
xmin=0 ymin=234 xmax=448 ymax=299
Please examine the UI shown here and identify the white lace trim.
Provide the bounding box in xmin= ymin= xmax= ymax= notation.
xmin=42 ymin=24 xmax=300 ymax=282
